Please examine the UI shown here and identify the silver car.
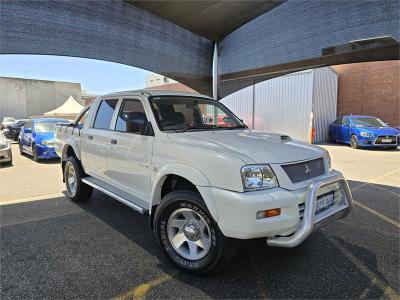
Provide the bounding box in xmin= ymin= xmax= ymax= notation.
xmin=0 ymin=131 xmax=12 ymax=165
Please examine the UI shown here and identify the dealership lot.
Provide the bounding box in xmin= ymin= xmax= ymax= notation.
xmin=1 ymin=143 xmax=399 ymax=299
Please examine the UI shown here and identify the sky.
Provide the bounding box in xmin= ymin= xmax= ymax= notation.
xmin=0 ymin=55 xmax=153 ymax=95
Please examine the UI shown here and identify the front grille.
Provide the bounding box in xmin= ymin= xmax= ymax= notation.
xmin=282 ymin=158 xmax=325 ymax=183
xmin=298 ymin=203 xmax=305 ymax=222
xmin=375 ymin=135 xmax=397 ymax=144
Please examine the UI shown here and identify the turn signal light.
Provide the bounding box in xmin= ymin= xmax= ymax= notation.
xmin=256 ymin=208 xmax=281 ymax=219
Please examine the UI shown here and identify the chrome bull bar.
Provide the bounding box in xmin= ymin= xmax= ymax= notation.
xmin=267 ymin=172 xmax=353 ymax=248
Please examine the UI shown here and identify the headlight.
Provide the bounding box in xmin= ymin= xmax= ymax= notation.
xmin=42 ymin=140 xmax=55 ymax=147
xmin=324 ymin=150 xmax=332 ymax=170
xmin=241 ymin=164 xmax=278 ymax=191
xmin=360 ymin=131 xmax=373 ymax=137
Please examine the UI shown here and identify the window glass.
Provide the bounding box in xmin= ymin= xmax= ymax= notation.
xmin=75 ymin=107 xmax=90 ymax=128
xmin=150 ymin=96 xmax=244 ymax=131
xmin=35 ymin=121 xmax=61 ymax=133
xmin=116 ymin=99 xmax=148 ymax=133
xmin=342 ymin=117 xmax=350 ymax=126
xmin=352 ymin=117 xmax=386 ymax=128
xmin=334 ymin=117 xmax=343 ymax=125
xmin=93 ymin=99 xmax=118 ymax=130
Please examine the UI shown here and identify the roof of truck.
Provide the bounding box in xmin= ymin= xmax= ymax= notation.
xmin=102 ymin=89 xmax=213 ymax=99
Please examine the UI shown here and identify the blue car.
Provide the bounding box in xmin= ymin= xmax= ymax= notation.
xmin=328 ymin=115 xmax=399 ymax=149
xmin=19 ymin=118 xmax=69 ymax=161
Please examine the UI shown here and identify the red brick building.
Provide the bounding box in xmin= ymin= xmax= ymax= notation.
xmin=332 ymin=61 xmax=399 ymax=127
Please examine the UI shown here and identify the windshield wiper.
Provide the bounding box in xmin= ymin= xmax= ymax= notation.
xmin=226 ymin=125 xmax=248 ymax=130
xmin=175 ymin=126 xmax=214 ymax=133
xmin=175 ymin=124 xmax=247 ymax=132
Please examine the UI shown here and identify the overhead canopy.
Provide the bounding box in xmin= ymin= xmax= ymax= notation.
xmin=1 ymin=0 xmax=398 ymax=98
xmin=44 ymin=96 xmax=84 ymax=116
xmin=128 ymin=1 xmax=285 ymax=42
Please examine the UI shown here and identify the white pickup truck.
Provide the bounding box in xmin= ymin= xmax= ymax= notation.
xmin=54 ymin=90 xmax=353 ymax=275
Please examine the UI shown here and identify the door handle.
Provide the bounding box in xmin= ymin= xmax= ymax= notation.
xmin=111 ymin=139 xmax=117 ymax=145
xmin=88 ymin=135 xmax=93 ymax=140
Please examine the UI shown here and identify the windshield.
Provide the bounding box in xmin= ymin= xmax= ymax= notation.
xmin=150 ymin=96 xmax=245 ymax=131
xmin=35 ymin=121 xmax=63 ymax=133
xmin=3 ymin=117 xmax=15 ymax=122
xmin=352 ymin=117 xmax=386 ymax=128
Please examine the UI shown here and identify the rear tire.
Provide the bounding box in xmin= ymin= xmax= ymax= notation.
xmin=350 ymin=135 xmax=359 ymax=149
xmin=19 ymin=142 xmax=23 ymax=155
xmin=153 ymin=190 xmax=237 ymax=276
xmin=64 ymin=156 xmax=93 ymax=202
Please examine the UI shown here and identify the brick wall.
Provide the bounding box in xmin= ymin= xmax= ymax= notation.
xmin=331 ymin=61 xmax=400 ymax=127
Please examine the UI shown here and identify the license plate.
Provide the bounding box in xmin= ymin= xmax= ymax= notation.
xmin=382 ymin=138 xmax=392 ymax=143
xmin=315 ymin=192 xmax=334 ymax=215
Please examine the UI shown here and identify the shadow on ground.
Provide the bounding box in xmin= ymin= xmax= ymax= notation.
xmin=1 ymin=180 xmax=399 ymax=299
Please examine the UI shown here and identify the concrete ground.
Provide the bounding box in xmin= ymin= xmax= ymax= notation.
xmin=0 ymin=143 xmax=399 ymax=299
xmin=0 ymin=143 xmax=64 ymax=202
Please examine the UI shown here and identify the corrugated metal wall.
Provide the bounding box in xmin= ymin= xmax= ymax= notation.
xmin=220 ymin=67 xmax=338 ymax=143
xmin=253 ymin=70 xmax=314 ymax=142
xmin=312 ymin=68 xmax=338 ymax=143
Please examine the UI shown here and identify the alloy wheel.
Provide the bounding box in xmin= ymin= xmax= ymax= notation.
xmin=167 ymin=208 xmax=212 ymax=260
xmin=66 ymin=163 xmax=77 ymax=196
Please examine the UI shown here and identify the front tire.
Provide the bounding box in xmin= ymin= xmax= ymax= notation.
xmin=350 ymin=135 xmax=359 ymax=149
xmin=32 ymin=143 xmax=39 ymax=161
xmin=19 ymin=142 xmax=24 ymax=155
xmin=64 ymin=156 xmax=93 ymax=202
xmin=328 ymin=132 xmax=335 ymax=143
xmin=153 ymin=190 xmax=236 ymax=276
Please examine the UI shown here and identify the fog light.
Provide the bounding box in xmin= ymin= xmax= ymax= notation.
xmin=256 ymin=208 xmax=281 ymax=219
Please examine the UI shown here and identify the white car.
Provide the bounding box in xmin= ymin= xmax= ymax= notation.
xmin=0 ymin=130 xmax=12 ymax=165
xmin=54 ymin=90 xmax=353 ymax=275
xmin=1 ymin=117 xmax=16 ymax=128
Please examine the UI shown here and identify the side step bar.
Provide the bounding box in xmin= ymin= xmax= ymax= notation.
xmin=82 ymin=178 xmax=149 ymax=214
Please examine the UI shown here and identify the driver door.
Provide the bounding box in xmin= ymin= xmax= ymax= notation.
xmin=341 ymin=117 xmax=351 ymax=143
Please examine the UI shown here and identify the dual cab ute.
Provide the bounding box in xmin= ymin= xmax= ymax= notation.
xmin=54 ymin=90 xmax=353 ymax=275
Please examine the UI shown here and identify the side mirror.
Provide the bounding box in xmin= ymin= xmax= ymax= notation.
xmin=24 ymin=128 xmax=32 ymax=133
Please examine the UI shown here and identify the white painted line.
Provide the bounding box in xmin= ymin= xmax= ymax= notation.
xmin=353 ymin=200 xmax=400 ymax=229
xmin=328 ymin=237 xmax=399 ymax=300
xmin=0 ymin=193 xmax=65 ymax=206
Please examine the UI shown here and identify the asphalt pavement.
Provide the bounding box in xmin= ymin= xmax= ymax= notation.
xmin=0 ymin=143 xmax=399 ymax=299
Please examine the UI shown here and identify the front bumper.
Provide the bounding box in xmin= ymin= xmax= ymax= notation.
xmin=4 ymin=129 xmax=18 ymax=139
xmin=267 ymin=173 xmax=352 ymax=247
xmin=36 ymin=144 xmax=59 ymax=159
xmin=0 ymin=146 xmax=12 ymax=163
xmin=357 ymin=135 xmax=398 ymax=147
xmin=198 ymin=171 xmax=352 ymax=245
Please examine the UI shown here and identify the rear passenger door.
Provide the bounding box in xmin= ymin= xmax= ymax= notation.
xmin=106 ymin=98 xmax=154 ymax=201
xmin=81 ymin=99 xmax=118 ymax=179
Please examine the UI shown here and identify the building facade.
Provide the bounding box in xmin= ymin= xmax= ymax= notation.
xmin=146 ymin=74 xmax=177 ymax=88
xmin=0 ymin=77 xmax=82 ymax=120
xmin=331 ymin=61 xmax=399 ymax=127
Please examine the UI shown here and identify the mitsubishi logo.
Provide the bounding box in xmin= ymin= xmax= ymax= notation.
xmin=305 ymin=164 xmax=311 ymax=174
